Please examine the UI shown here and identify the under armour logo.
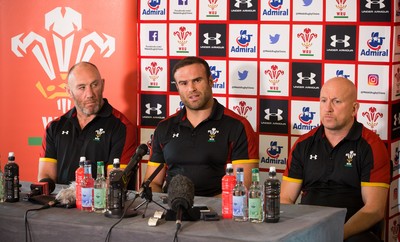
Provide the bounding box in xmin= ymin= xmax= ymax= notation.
xmin=234 ymin=0 xmax=252 ymax=8
xmin=62 ymin=130 xmax=69 ymax=135
xmin=203 ymin=33 xmax=221 ymax=45
xmin=330 ymin=35 xmax=350 ymax=48
xmin=365 ymin=0 xmax=385 ymax=9
xmin=394 ymin=113 xmax=400 ymax=127
xmin=264 ymin=108 xmax=283 ymax=121
xmin=297 ymin=72 xmax=316 ymax=85
xmin=309 ymin=154 xmax=317 ymax=160
xmin=172 ymin=133 xmax=179 ymax=138
xmin=145 ymin=103 xmax=162 ymax=115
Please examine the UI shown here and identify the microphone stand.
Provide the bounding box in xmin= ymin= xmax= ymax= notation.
xmin=134 ymin=183 xmax=167 ymax=218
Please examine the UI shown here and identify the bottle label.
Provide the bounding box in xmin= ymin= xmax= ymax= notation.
xmin=93 ymin=188 xmax=106 ymax=209
xmin=232 ymin=195 xmax=245 ymax=216
xmin=265 ymin=196 xmax=280 ymax=218
xmin=248 ymin=197 xmax=262 ymax=220
xmin=81 ymin=187 xmax=93 ymax=208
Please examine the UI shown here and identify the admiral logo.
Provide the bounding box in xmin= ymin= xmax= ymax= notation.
xmin=233 ymin=101 xmax=252 ymax=118
xmin=210 ymin=65 xmax=225 ymax=89
xmin=176 ymin=100 xmax=185 ymax=112
xmin=360 ymin=32 xmax=388 ymax=57
xmin=173 ymin=26 xmax=192 ymax=53
xmin=367 ymin=74 xmax=379 ymax=86
xmin=11 ymin=7 xmax=114 ymax=129
xmin=293 ymin=107 xmax=319 ymax=131
xmin=334 ymin=0 xmax=349 ymax=18
xmin=263 ymin=0 xmax=289 ymax=16
xmin=361 ymin=107 xmax=383 ymax=133
xmin=336 ymin=70 xmax=350 ymax=78
xmin=143 ymin=0 xmax=166 ymax=16
xmin=264 ymin=65 xmax=284 ymax=93
xmin=261 ymin=141 xmax=287 ymax=165
xmin=149 ymin=31 xmax=158 ymax=41
xmin=297 ymin=28 xmax=318 ymax=56
xmin=207 ymin=0 xmax=220 ymax=17
xmin=231 ymin=30 xmax=256 ymax=53
xmin=145 ymin=62 xmax=163 ymax=88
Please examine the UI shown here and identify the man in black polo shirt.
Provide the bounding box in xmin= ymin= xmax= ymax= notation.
xmin=143 ymin=57 xmax=259 ymax=197
xmin=281 ymin=77 xmax=390 ymax=241
xmin=38 ymin=62 xmax=136 ymax=184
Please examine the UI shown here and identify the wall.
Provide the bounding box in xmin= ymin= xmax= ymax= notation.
xmin=0 ymin=0 xmax=138 ymax=182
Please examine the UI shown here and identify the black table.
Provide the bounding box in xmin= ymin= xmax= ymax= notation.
xmin=0 ymin=183 xmax=346 ymax=242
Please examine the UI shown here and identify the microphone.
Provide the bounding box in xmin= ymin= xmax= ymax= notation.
xmin=111 ymin=144 xmax=148 ymax=185
xmin=28 ymin=182 xmax=76 ymax=209
xmin=167 ymin=174 xmax=195 ymax=228
xmin=25 ymin=178 xmax=56 ymax=199
xmin=137 ymin=163 xmax=164 ymax=197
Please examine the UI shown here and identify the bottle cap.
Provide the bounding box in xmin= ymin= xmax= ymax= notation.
xmin=113 ymin=158 xmax=120 ymax=164
xmin=226 ymin=163 xmax=233 ymax=169
xmin=80 ymin=156 xmax=86 ymax=162
xmin=236 ymin=167 xmax=243 ymax=172
xmin=97 ymin=161 xmax=104 ymax=166
xmin=84 ymin=160 xmax=91 ymax=165
xmin=270 ymin=166 xmax=276 ymax=173
xmin=8 ymin=152 xmax=15 ymax=161
xmin=252 ymin=168 xmax=259 ymax=173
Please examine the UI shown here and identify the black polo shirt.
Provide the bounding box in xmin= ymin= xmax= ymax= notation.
xmin=149 ymin=99 xmax=259 ymax=197
xmin=40 ymin=99 xmax=136 ymax=184
xmin=283 ymin=120 xmax=390 ymax=220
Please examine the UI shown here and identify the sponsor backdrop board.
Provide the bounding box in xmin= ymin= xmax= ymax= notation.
xmin=137 ymin=1 xmax=400 ymax=241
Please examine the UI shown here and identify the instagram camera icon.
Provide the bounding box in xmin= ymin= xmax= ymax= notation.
xmin=367 ymin=74 xmax=379 ymax=86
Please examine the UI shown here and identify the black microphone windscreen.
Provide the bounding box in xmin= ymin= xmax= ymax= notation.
xmin=136 ymin=143 xmax=148 ymax=156
xmin=39 ymin=178 xmax=56 ymax=194
xmin=167 ymin=174 xmax=195 ymax=212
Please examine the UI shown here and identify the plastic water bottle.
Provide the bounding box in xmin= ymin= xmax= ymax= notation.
xmin=221 ymin=163 xmax=236 ymax=219
xmin=107 ymin=158 xmax=124 ymax=211
xmin=93 ymin=161 xmax=106 ymax=213
xmin=81 ymin=160 xmax=94 ymax=212
xmin=264 ymin=166 xmax=280 ymax=223
xmin=233 ymin=167 xmax=248 ymax=222
xmin=75 ymin=156 xmax=85 ymax=210
xmin=4 ymin=152 xmax=19 ymax=202
xmin=248 ymin=168 xmax=263 ymax=223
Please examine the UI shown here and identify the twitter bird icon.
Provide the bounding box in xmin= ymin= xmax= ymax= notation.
xmin=269 ymin=34 xmax=280 ymax=44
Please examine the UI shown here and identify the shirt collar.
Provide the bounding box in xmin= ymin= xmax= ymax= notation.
xmin=317 ymin=119 xmax=363 ymax=141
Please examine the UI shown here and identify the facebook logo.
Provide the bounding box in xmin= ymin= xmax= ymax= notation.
xmin=149 ymin=31 xmax=158 ymax=41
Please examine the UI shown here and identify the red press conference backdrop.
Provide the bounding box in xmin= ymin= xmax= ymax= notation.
xmin=0 ymin=1 xmax=138 ymax=183
xmin=135 ymin=1 xmax=400 ymax=241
